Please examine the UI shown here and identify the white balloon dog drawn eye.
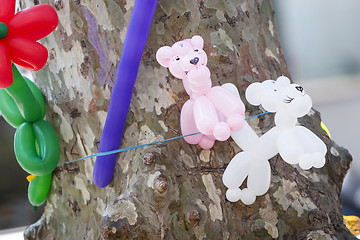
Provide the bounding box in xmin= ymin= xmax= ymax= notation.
xmin=295 ymin=85 xmax=304 ymax=93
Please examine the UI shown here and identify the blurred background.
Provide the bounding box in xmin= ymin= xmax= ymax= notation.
xmin=273 ymin=0 xmax=360 ymax=216
xmin=1 ymin=0 xmax=360 ymax=234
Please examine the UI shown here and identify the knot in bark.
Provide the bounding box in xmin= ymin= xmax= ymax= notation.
xmin=143 ymin=151 xmax=160 ymax=165
xmin=154 ymin=176 xmax=168 ymax=194
xmin=187 ymin=209 xmax=201 ymax=226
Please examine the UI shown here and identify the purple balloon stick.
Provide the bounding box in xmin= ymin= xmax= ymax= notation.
xmin=93 ymin=0 xmax=158 ymax=188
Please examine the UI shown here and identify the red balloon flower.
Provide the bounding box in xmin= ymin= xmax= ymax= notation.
xmin=0 ymin=0 xmax=58 ymax=88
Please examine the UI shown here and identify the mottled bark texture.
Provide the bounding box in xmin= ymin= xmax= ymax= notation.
xmin=21 ymin=0 xmax=354 ymax=239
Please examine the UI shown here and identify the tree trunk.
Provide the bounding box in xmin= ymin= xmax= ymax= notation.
xmin=21 ymin=0 xmax=354 ymax=239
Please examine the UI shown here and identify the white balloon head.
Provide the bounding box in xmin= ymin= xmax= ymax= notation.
xmin=245 ymin=76 xmax=312 ymax=128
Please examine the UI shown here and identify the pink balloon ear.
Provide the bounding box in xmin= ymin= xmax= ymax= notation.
xmin=191 ymin=35 xmax=204 ymax=49
xmin=156 ymin=46 xmax=174 ymax=67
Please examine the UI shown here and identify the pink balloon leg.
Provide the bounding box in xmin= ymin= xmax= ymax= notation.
xmin=193 ymin=96 xmax=219 ymax=136
xmin=207 ymin=86 xmax=245 ymax=131
xmin=180 ymin=100 xmax=203 ymax=144
xmin=198 ymin=135 xmax=215 ymax=149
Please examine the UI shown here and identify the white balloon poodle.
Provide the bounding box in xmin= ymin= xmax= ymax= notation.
xmin=222 ymin=76 xmax=327 ymax=205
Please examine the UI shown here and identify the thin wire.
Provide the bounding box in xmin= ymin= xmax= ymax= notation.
xmin=57 ymin=111 xmax=270 ymax=167
xmin=244 ymin=111 xmax=269 ymax=120
xmin=56 ymin=132 xmax=201 ymax=167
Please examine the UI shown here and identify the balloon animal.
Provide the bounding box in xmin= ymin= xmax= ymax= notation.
xmin=222 ymin=76 xmax=327 ymax=205
xmin=156 ymin=36 xmax=245 ymax=149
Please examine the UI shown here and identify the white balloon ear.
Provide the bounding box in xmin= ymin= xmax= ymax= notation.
xmin=191 ymin=35 xmax=204 ymax=49
xmin=276 ymin=76 xmax=291 ymax=85
xmin=261 ymin=91 xmax=280 ymax=112
xmin=156 ymin=46 xmax=174 ymax=67
xmin=245 ymin=82 xmax=264 ymax=106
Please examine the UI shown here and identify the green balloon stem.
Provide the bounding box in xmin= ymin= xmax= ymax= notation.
xmin=15 ymin=120 xmax=60 ymax=176
xmin=5 ymin=64 xmax=43 ymax=123
xmin=28 ymin=174 xmax=53 ymax=207
xmin=35 ymin=139 xmax=40 ymax=156
xmin=0 ymin=77 xmax=46 ymax=128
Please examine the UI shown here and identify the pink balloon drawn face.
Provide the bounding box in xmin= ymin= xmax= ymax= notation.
xmin=156 ymin=35 xmax=208 ymax=79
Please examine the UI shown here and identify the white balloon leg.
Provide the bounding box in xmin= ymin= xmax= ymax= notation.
xmin=222 ymin=152 xmax=253 ymax=189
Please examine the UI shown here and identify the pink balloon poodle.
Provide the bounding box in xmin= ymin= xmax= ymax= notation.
xmin=156 ymin=36 xmax=245 ymax=149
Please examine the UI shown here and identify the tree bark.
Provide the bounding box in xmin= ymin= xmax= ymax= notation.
xmin=21 ymin=0 xmax=354 ymax=239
